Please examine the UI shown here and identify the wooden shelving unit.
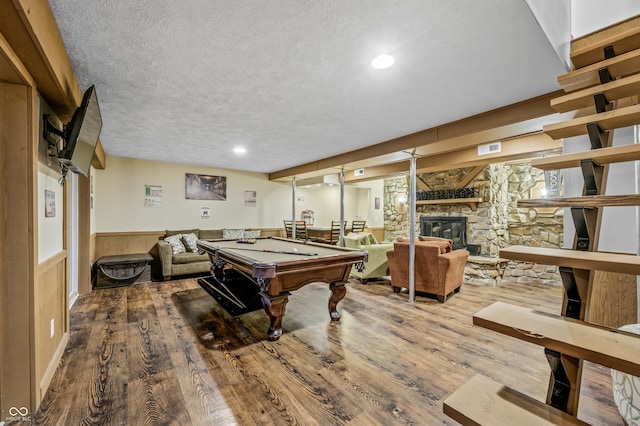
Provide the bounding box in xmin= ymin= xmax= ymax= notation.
xmin=445 ymin=16 xmax=640 ymax=425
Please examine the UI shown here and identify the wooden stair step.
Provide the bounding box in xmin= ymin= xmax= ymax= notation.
xmin=443 ymin=374 xmax=588 ymax=426
xmin=518 ymin=194 xmax=640 ymax=208
xmin=530 ymin=143 xmax=640 ymax=170
xmin=551 ymin=72 xmax=640 ymax=113
xmin=570 ymin=15 xmax=640 ymax=69
xmin=558 ymin=48 xmax=640 ymax=93
xmin=499 ymin=245 xmax=640 ymax=275
xmin=543 ymin=103 xmax=640 ymax=140
xmin=473 ymin=302 xmax=640 ymax=376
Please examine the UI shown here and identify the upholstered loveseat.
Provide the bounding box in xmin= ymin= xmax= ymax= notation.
xmin=150 ymin=228 xmax=261 ymax=281
xmin=342 ymin=232 xmax=393 ymax=282
xmin=386 ymin=237 xmax=469 ymax=302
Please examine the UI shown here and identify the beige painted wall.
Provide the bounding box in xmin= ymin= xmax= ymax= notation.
xmin=356 ymin=179 xmax=385 ymax=228
xmin=94 ymin=156 xmax=385 ymax=233
xmin=294 ymin=185 xmax=367 ymax=227
xmin=94 ymin=156 xmax=293 ymax=231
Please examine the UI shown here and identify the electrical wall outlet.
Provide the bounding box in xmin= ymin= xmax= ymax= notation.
xmin=50 ymin=318 xmax=54 ymax=338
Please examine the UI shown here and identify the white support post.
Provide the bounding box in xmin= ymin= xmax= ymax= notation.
xmin=339 ymin=169 xmax=345 ymax=246
xmin=292 ymin=178 xmax=297 ymax=240
xmin=408 ymin=156 xmax=417 ymax=302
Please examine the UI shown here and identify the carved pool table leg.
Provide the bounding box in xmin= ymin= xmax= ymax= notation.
xmin=328 ymin=282 xmax=347 ymax=321
xmin=264 ymin=294 xmax=289 ymax=341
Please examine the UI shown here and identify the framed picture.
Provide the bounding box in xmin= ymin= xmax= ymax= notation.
xmin=185 ymin=173 xmax=226 ymax=200
xmin=45 ymin=190 xmax=56 ymax=217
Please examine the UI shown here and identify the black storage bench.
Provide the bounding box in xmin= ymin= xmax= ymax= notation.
xmin=94 ymin=253 xmax=153 ymax=289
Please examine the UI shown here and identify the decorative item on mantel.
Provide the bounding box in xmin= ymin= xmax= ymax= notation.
xmin=415 ymin=188 xmax=483 ymax=210
xmin=416 ymin=187 xmax=480 ymax=200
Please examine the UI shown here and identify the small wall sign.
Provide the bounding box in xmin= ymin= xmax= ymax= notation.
xmin=201 ymin=207 xmax=211 ymax=219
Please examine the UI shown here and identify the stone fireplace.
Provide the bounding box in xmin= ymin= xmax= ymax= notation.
xmin=383 ymin=163 xmax=563 ymax=286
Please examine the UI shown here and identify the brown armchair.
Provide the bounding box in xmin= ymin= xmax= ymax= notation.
xmin=386 ymin=240 xmax=469 ymax=302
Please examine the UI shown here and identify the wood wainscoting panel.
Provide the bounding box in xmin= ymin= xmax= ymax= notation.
xmin=94 ymin=231 xmax=165 ymax=261
xmin=93 ymin=229 xmax=287 ymax=262
xmin=36 ymin=251 xmax=68 ymax=402
xmin=369 ymin=227 xmax=384 ymax=243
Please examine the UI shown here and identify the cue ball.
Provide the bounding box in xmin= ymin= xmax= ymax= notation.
xmin=292 ymin=248 xmax=298 ymax=252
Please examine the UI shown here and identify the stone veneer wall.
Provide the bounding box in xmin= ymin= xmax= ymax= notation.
xmin=384 ymin=162 xmax=563 ymax=285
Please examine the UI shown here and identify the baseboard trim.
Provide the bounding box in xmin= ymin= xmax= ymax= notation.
xmin=39 ymin=331 xmax=69 ymax=405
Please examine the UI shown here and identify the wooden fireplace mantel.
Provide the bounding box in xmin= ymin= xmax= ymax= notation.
xmin=415 ymin=197 xmax=483 ymax=211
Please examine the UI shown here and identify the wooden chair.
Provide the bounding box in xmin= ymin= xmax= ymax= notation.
xmin=283 ymin=220 xmax=308 ymax=240
xmin=283 ymin=220 xmax=294 ymax=238
xmin=350 ymin=220 xmax=366 ymax=233
xmin=294 ymin=221 xmax=308 ymax=240
xmin=318 ymin=221 xmax=345 ymax=245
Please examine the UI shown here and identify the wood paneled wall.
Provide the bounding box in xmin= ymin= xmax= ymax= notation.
xmin=36 ymin=252 xmax=69 ymax=401
xmin=369 ymin=228 xmax=384 ymax=243
xmin=92 ymin=228 xmax=286 ymax=261
xmin=94 ymin=231 xmax=165 ymax=261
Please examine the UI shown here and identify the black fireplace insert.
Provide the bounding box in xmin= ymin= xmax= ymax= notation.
xmin=420 ymin=216 xmax=467 ymax=250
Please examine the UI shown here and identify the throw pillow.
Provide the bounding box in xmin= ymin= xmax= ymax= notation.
xmin=181 ymin=233 xmax=199 ymax=252
xmin=164 ymin=234 xmax=186 ymax=254
xmin=244 ymin=230 xmax=261 ymax=239
xmin=223 ymin=229 xmax=246 ymax=239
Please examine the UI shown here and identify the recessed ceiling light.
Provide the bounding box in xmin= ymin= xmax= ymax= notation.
xmin=371 ymin=54 xmax=395 ymax=69
xmin=233 ymin=147 xmax=246 ymax=155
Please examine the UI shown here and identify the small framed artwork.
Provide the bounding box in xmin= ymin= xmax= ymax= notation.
xmin=374 ymin=197 xmax=381 ymax=210
xmin=45 ymin=190 xmax=56 ymax=217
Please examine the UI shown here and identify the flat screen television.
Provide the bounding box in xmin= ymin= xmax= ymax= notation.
xmin=56 ymin=85 xmax=103 ymax=177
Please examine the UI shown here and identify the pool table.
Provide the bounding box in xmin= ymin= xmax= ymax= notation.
xmin=197 ymin=237 xmax=368 ymax=341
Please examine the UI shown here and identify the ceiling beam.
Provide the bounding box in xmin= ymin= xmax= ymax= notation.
xmin=1 ymin=0 xmax=106 ymax=169
xmin=342 ymin=132 xmax=562 ymax=182
xmin=3 ymin=0 xmax=81 ymax=116
xmin=269 ymin=90 xmax=566 ymax=181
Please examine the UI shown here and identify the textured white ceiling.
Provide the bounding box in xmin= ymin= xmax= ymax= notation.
xmin=48 ymin=0 xmax=566 ymax=174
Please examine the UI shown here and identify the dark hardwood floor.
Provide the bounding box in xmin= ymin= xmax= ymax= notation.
xmin=34 ymin=278 xmax=623 ymax=425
